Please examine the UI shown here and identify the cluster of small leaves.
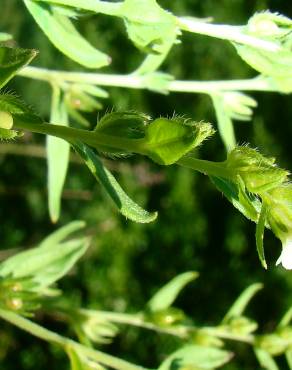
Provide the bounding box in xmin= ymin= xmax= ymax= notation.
xmin=0 ymin=221 xmax=89 ymax=316
xmin=1 ymin=243 xmax=291 ymax=370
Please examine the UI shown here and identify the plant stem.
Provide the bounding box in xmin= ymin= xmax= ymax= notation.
xmin=178 ymin=156 xmax=234 ymax=180
xmin=14 ymin=120 xmax=146 ymax=155
xmin=177 ymin=18 xmax=280 ymax=52
xmin=19 ymin=67 xmax=272 ymax=93
xmin=14 ymin=120 xmax=233 ymax=180
xmin=78 ymin=309 xmax=255 ymax=345
xmin=0 ymin=309 xmax=148 ymax=370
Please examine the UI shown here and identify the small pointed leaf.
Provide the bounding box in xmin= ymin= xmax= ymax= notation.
xmin=254 ymin=348 xmax=279 ymax=370
xmin=159 ymin=345 xmax=233 ymax=370
xmin=0 ymin=47 xmax=37 ymax=89
xmin=223 ymin=283 xmax=263 ymax=323
xmin=147 ymin=271 xmax=198 ymax=312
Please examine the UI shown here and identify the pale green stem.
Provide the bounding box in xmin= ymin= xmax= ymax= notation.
xmin=177 ymin=18 xmax=280 ymax=52
xmin=78 ymin=309 xmax=255 ymax=345
xmin=0 ymin=309 xmax=148 ymax=370
xmin=19 ymin=67 xmax=272 ymax=93
xmin=14 ymin=120 xmax=234 ymax=180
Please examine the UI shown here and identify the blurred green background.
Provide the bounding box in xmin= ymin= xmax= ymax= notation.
xmin=0 ymin=0 xmax=292 ymax=369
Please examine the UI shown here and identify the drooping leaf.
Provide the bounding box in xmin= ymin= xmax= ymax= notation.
xmin=210 ymin=176 xmax=261 ymax=222
xmin=159 ymin=345 xmax=233 ymax=370
xmin=47 ymin=87 xmax=70 ymax=222
xmin=222 ymin=283 xmax=263 ymax=323
xmin=145 ymin=118 xmax=214 ymax=165
xmin=0 ymin=47 xmax=37 ymax=89
xmin=147 ymin=271 xmax=198 ymax=312
xmin=72 ymin=141 xmax=157 ymax=223
xmin=254 ymin=348 xmax=279 ymax=370
xmin=211 ymin=93 xmax=236 ymax=152
xmin=256 ymin=202 xmax=268 ymax=269
xmin=23 ymin=0 xmax=111 ymax=68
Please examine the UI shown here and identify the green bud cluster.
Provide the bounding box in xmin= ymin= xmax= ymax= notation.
xmin=225 ymin=146 xmax=292 ymax=268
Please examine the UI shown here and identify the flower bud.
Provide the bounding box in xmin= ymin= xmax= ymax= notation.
xmin=248 ymin=12 xmax=292 ymax=38
xmin=0 ymin=111 xmax=13 ymax=130
xmin=226 ymin=147 xmax=288 ymax=193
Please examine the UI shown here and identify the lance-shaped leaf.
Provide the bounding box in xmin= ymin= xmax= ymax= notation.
xmin=159 ymin=345 xmax=233 ymax=370
xmin=0 ymin=221 xmax=89 ymax=293
xmin=72 ymin=141 xmax=157 ymax=223
xmin=0 ymin=46 xmax=37 ymax=89
xmin=39 ymin=220 xmax=85 ymax=248
xmin=147 ymin=271 xmax=198 ymax=312
xmin=211 ymin=93 xmax=236 ymax=152
xmin=47 ymin=87 xmax=70 ymax=222
xmin=256 ymin=202 xmax=268 ymax=269
xmin=23 ymin=0 xmax=110 ymax=68
xmin=144 ymin=118 xmax=214 ymax=165
xmin=222 ymin=283 xmax=263 ymax=323
xmin=254 ymin=348 xmax=279 ymax=370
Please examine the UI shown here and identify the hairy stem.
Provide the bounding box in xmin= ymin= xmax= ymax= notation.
xmin=14 ymin=120 xmax=233 ymax=180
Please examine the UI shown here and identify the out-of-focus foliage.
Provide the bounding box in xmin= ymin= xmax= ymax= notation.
xmin=0 ymin=1 xmax=292 ymax=370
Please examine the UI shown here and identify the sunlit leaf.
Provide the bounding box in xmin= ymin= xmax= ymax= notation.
xmin=47 ymin=87 xmax=70 ymax=222
xmin=254 ymin=348 xmax=279 ymax=370
xmin=159 ymin=345 xmax=233 ymax=370
xmin=147 ymin=271 xmax=198 ymax=312
xmin=0 ymin=223 xmax=89 ymax=292
xmin=145 ymin=118 xmax=214 ymax=165
xmin=23 ymin=0 xmax=111 ymax=68
xmin=222 ymin=283 xmax=263 ymax=323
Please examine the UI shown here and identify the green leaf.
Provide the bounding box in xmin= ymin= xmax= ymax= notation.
xmin=94 ymin=111 xmax=149 ymax=155
xmin=210 ymin=176 xmax=261 ymax=222
xmin=72 ymin=141 xmax=157 ymax=223
xmin=145 ymin=118 xmax=214 ymax=165
xmin=279 ymin=307 xmax=292 ymax=328
xmin=254 ymin=348 xmax=279 ymax=370
xmin=211 ymin=93 xmax=236 ymax=152
xmin=47 ymin=87 xmax=70 ymax=222
xmin=120 ymin=0 xmax=178 ymax=55
xmin=286 ymin=349 xmax=292 ymax=370
xmin=0 ymin=33 xmax=12 ymax=42
xmin=0 ymin=223 xmax=89 ymax=292
xmin=256 ymin=202 xmax=268 ymax=269
xmin=39 ymin=220 xmax=85 ymax=248
xmin=23 ymin=0 xmax=111 ymax=68
xmin=33 ymin=0 xmax=121 ymax=16
xmin=0 ymin=92 xmax=43 ymax=124
xmin=159 ymin=345 xmax=233 ymax=370
xmin=0 ymin=47 xmax=37 ymax=89
xmin=147 ymin=271 xmax=198 ymax=312
xmin=222 ymin=283 xmax=263 ymax=323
